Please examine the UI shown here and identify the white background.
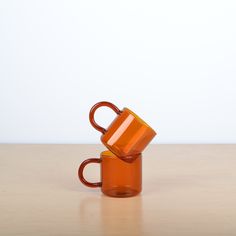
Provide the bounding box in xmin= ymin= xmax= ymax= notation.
xmin=0 ymin=0 xmax=236 ymax=144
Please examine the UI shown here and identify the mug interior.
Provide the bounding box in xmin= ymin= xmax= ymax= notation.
xmin=101 ymin=150 xmax=115 ymax=158
xmin=124 ymin=107 xmax=156 ymax=133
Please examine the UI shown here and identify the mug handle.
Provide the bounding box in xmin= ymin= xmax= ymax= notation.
xmin=78 ymin=158 xmax=102 ymax=188
xmin=89 ymin=101 xmax=122 ymax=134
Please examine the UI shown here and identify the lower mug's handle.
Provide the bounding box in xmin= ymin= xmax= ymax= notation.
xmin=78 ymin=158 xmax=102 ymax=188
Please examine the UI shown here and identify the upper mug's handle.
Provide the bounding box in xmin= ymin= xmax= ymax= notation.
xmin=89 ymin=101 xmax=122 ymax=134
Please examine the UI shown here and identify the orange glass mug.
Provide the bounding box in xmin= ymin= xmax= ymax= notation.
xmin=78 ymin=150 xmax=142 ymax=197
xmin=89 ymin=101 xmax=156 ymax=161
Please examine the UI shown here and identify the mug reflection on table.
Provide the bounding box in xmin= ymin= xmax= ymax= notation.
xmin=79 ymin=196 xmax=143 ymax=236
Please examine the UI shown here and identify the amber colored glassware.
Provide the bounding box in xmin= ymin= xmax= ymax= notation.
xmin=78 ymin=150 xmax=142 ymax=198
xmin=89 ymin=101 xmax=156 ymax=161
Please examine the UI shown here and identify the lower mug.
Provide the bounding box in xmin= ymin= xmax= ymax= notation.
xmin=78 ymin=150 xmax=142 ymax=198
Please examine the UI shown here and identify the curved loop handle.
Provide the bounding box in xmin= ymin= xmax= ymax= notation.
xmin=78 ymin=158 xmax=102 ymax=188
xmin=89 ymin=101 xmax=122 ymax=134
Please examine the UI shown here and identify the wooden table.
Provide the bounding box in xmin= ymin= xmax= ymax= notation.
xmin=0 ymin=144 xmax=235 ymax=236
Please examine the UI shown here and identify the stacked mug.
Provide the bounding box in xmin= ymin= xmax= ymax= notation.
xmin=78 ymin=101 xmax=157 ymax=197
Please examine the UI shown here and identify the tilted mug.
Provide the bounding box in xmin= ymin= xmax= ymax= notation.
xmin=89 ymin=101 xmax=156 ymax=160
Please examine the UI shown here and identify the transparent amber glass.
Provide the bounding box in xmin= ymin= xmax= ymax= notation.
xmin=89 ymin=101 xmax=156 ymax=161
xmin=78 ymin=150 xmax=142 ymax=198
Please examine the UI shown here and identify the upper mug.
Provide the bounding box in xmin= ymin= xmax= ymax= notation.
xmin=89 ymin=101 xmax=156 ymax=160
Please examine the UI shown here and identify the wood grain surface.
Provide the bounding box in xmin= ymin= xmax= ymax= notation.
xmin=0 ymin=144 xmax=235 ymax=236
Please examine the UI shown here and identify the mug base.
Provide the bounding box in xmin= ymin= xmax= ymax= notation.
xmin=102 ymin=186 xmax=141 ymax=198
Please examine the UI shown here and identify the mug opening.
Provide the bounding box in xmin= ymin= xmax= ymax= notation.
xmin=123 ymin=107 xmax=156 ymax=134
xmin=101 ymin=150 xmax=116 ymax=158
xmin=101 ymin=149 xmax=142 ymax=163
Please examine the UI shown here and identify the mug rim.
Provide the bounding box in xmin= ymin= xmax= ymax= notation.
xmin=101 ymin=150 xmax=142 ymax=160
xmin=123 ymin=107 xmax=156 ymax=134
xmin=101 ymin=150 xmax=115 ymax=157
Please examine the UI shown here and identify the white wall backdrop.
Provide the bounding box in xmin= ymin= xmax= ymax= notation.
xmin=0 ymin=0 xmax=236 ymax=144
